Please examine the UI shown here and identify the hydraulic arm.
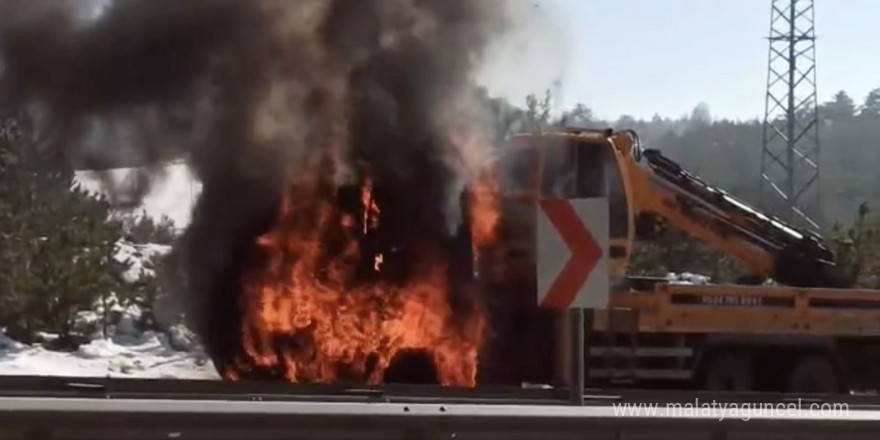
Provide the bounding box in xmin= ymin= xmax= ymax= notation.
xmin=609 ymin=131 xmax=846 ymax=288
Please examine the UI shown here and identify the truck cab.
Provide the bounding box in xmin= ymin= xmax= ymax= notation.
xmin=479 ymin=128 xmax=638 ymax=288
xmin=476 ymin=128 xmax=638 ymax=386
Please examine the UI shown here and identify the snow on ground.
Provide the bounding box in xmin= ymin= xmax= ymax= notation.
xmin=0 ymin=326 xmax=219 ymax=379
xmin=1 ymin=270 xmax=218 ymax=380
xmin=1 ymin=266 xmax=218 ymax=380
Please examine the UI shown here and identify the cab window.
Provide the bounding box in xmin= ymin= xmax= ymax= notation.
xmin=575 ymin=140 xmax=629 ymax=238
xmin=540 ymin=139 xmax=577 ymax=199
xmin=574 ymin=142 xmax=606 ymax=198
xmin=497 ymin=145 xmax=538 ymax=195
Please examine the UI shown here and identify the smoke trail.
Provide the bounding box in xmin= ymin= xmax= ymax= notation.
xmin=0 ymin=0 xmax=517 ymax=373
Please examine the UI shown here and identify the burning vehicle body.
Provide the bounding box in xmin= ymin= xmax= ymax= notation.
xmin=201 ymin=159 xmax=501 ymax=387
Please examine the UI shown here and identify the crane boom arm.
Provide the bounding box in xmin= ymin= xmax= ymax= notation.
xmin=611 ymin=131 xmax=843 ymax=288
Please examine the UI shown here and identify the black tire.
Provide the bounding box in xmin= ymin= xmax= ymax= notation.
xmin=701 ymin=352 xmax=754 ymax=391
xmin=787 ymin=354 xmax=841 ymax=394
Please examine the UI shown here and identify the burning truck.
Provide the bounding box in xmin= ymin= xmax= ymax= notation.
xmin=185 ymin=135 xmax=567 ymax=389
xmin=197 ymin=155 xmax=503 ymax=387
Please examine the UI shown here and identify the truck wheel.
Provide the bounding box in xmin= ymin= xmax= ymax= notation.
xmin=702 ymin=352 xmax=754 ymax=391
xmin=787 ymin=354 xmax=841 ymax=394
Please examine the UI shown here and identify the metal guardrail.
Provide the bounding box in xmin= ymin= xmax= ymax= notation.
xmin=1 ymin=376 xmax=879 ymax=407
xmin=1 ymin=394 xmax=880 ymax=439
xmin=0 ymin=376 xmax=879 ymax=439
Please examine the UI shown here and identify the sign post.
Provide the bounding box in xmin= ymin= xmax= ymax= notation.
xmin=535 ymin=197 xmax=609 ymax=406
xmin=570 ymin=308 xmax=585 ymax=406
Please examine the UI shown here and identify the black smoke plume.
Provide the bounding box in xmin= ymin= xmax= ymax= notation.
xmin=0 ymin=0 xmax=516 ymax=381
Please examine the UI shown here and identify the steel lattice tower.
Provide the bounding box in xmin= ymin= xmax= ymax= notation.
xmin=760 ymin=0 xmax=821 ymax=228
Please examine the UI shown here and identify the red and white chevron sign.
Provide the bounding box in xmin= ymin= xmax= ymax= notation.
xmin=536 ymin=198 xmax=609 ymax=309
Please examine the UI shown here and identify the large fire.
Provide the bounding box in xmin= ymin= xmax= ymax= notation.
xmin=0 ymin=0 xmax=525 ymax=388
xmin=231 ymin=158 xmax=500 ymax=387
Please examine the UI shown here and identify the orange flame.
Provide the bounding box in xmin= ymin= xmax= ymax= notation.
xmin=451 ymin=126 xmax=501 ymax=270
xmin=469 ymin=172 xmax=500 ymax=249
xmin=236 ymin=172 xmax=491 ymax=387
xmin=374 ymin=253 xmax=384 ymax=272
xmin=361 ymin=177 xmax=380 ymax=234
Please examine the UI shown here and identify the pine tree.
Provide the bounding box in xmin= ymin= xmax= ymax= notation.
xmin=122 ymin=213 xmax=178 ymax=245
xmin=861 ymin=89 xmax=880 ymax=117
xmin=0 ymin=115 xmax=135 ymax=346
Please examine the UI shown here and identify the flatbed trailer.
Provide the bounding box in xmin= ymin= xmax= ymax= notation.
xmin=588 ymin=278 xmax=880 ymax=393
xmin=1 ymin=376 xmax=880 ymax=439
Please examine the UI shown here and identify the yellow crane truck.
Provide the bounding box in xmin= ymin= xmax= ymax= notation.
xmin=477 ymin=128 xmax=880 ymax=394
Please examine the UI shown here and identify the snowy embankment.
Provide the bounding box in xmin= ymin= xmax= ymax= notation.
xmin=0 ymin=292 xmax=219 ymax=380
xmin=0 ymin=327 xmax=218 ymax=380
xmin=0 ymin=164 xmax=219 ymax=379
xmin=0 ymin=239 xmax=219 ymax=379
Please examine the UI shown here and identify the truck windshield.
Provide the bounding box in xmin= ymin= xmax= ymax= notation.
xmin=540 ymin=138 xmax=577 ymax=198
xmin=497 ymin=144 xmax=539 ymax=196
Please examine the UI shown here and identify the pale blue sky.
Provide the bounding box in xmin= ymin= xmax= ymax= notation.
xmin=478 ymin=0 xmax=879 ymax=122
